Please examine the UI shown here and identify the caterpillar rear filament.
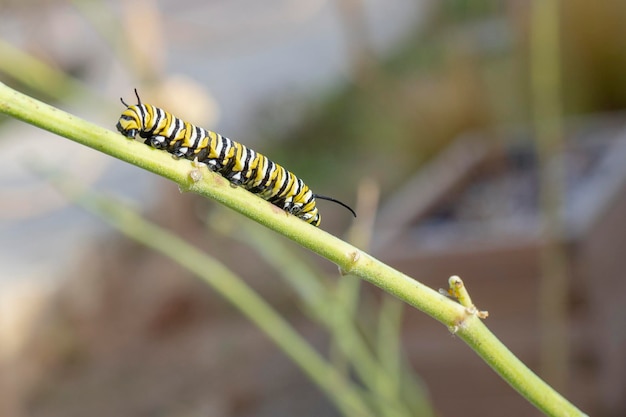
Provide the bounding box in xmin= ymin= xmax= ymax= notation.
xmin=116 ymin=90 xmax=356 ymax=227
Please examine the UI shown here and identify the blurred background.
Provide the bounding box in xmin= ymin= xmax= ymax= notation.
xmin=1 ymin=0 xmax=626 ymax=416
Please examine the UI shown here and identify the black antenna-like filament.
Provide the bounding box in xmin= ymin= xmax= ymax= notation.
xmin=120 ymin=88 xmax=142 ymax=107
xmin=134 ymin=88 xmax=142 ymax=105
xmin=313 ymin=194 xmax=357 ymax=218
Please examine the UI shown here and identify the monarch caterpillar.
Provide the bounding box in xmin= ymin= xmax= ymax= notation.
xmin=116 ymin=90 xmax=356 ymax=227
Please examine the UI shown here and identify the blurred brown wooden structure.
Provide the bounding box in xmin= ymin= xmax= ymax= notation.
xmin=374 ymin=115 xmax=626 ymax=417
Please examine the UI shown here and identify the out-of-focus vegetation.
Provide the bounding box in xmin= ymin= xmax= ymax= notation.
xmin=261 ymin=1 xmax=626 ymax=197
xmin=2 ymin=0 xmax=624 ymax=416
xmin=0 ymin=81 xmax=588 ymax=417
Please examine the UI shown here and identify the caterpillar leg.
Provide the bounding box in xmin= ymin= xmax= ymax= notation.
xmin=205 ymin=160 xmax=222 ymax=172
xmin=172 ymin=147 xmax=189 ymax=159
xmin=146 ymin=135 xmax=167 ymax=149
xmin=285 ymin=202 xmax=304 ymax=215
xmin=226 ymin=171 xmax=245 ymax=186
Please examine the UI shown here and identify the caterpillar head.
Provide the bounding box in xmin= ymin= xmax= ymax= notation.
xmin=116 ymin=89 xmax=143 ymax=138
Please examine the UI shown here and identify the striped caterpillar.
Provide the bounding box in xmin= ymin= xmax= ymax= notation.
xmin=116 ymin=90 xmax=356 ymax=226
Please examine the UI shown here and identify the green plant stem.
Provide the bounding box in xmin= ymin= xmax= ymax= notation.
xmin=0 ymin=40 xmax=97 ymax=101
xmin=0 ymin=82 xmax=588 ymax=417
xmin=376 ymin=296 xmax=404 ymax=408
xmin=51 ymin=179 xmax=375 ymax=417
xmin=530 ymin=0 xmax=569 ymax=392
xmin=209 ymin=215 xmax=423 ymax=417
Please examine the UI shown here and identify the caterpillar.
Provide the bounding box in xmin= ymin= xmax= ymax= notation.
xmin=116 ymin=90 xmax=356 ymax=227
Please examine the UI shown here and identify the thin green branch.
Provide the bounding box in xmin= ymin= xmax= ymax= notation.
xmin=530 ymin=0 xmax=570 ymax=392
xmin=48 ymin=178 xmax=374 ymax=417
xmin=376 ymin=296 xmax=404 ymax=408
xmin=208 ymin=213 xmax=429 ymax=417
xmin=0 ymin=40 xmax=99 ymax=102
xmin=0 ymin=82 xmax=588 ymax=417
